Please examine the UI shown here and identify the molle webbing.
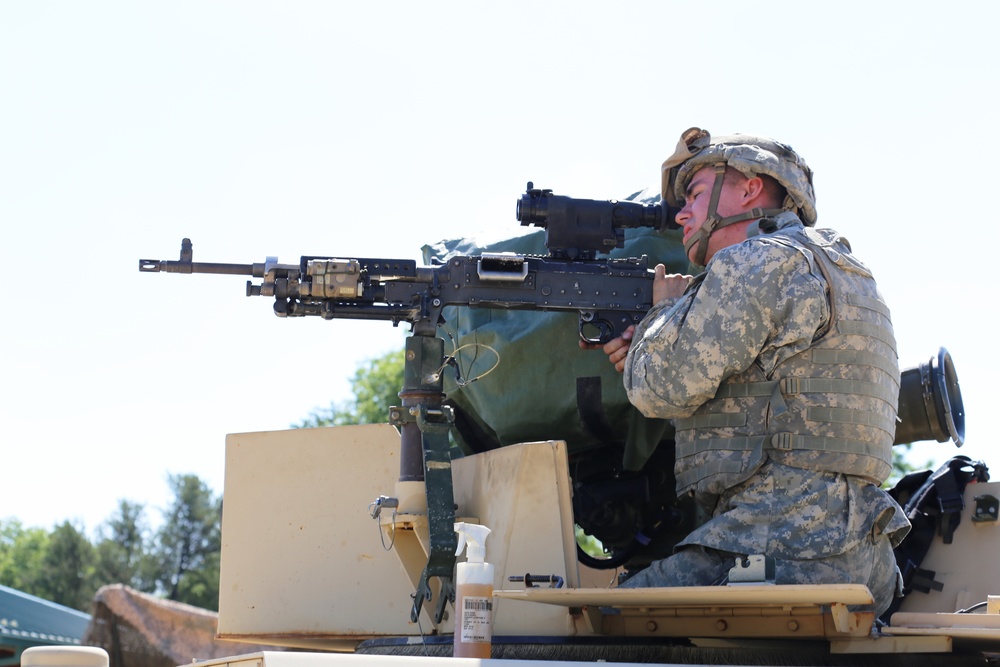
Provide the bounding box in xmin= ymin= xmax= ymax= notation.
xmin=810 ymin=347 xmax=898 ymax=378
xmin=806 ymin=406 xmax=896 ymax=433
xmin=674 ymin=431 xmax=889 ymax=491
xmin=704 ymin=375 xmax=896 ymax=403
xmin=779 ymin=376 xmax=898 ymax=406
xmin=675 ymin=375 xmax=898 ymax=432
xmin=767 ymin=433 xmax=890 ymax=457
xmin=838 ymin=319 xmax=897 ymax=351
xmin=676 ymin=433 xmax=888 ymax=460
xmin=847 ymin=292 xmax=892 ymax=321
xmin=839 ymin=288 xmax=896 ymax=350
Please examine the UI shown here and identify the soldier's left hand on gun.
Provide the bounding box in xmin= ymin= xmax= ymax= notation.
xmin=652 ymin=264 xmax=693 ymax=303
xmin=580 ymin=264 xmax=692 ymax=373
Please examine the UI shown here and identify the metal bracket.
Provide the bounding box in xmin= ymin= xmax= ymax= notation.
xmin=409 ymin=405 xmax=458 ymax=624
xmin=972 ymin=494 xmax=999 ymax=523
xmin=728 ymin=554 xmax=776 ymax=585
xmin=508 ymin=573 xmax=565 ymax=589
xmin=389 ymin=404 xmax=455 ymax=428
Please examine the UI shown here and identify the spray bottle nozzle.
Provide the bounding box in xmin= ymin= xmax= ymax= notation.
xmin=454 ymin=521 xmax=491 ymax=563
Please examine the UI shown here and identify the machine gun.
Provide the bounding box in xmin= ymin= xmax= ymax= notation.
xmin=139 ymin=183 xmax=672 ymax=625
xmin=140 ymin=183 xmax=667 ymax=344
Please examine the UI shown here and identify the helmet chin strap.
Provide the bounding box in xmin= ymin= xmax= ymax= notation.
xmin=683 ymin=163 xmax=784 ymax=266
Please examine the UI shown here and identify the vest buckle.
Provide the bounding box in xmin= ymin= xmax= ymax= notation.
xmin=770 ymin=432 xmax=794 ymax=451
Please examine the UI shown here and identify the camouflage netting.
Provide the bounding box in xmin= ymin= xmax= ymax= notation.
xmin=83 ymin=585 xmax=280 ymax=667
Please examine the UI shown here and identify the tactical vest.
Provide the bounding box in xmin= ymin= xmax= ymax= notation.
xmin=673 ymin=227 xmax=899 ymax=497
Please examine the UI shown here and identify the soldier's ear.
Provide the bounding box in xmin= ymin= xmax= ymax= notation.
xmin=742 ymin=176 xmax=766 ymax=205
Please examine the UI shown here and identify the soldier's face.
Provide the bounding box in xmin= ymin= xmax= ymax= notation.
xmin=676 ymin=167 xmax=752 ymax=264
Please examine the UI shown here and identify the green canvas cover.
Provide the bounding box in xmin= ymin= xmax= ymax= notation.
xmin=421 ymin=189 xmax=690 ymax=471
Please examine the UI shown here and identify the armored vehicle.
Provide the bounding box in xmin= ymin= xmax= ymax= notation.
xmin=121 ymin=186 xmax=995 ymax=666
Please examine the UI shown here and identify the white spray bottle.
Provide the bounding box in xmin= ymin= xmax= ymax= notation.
xmin=453 ymin=521 xmax=493 ymax=658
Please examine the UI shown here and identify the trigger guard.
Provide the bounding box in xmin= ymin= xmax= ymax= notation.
xmin=579 ymin=318 xmax=613 ymax=346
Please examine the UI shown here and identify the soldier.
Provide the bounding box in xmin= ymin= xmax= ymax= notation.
xmin=599 ymin=128 xmax=910 ymax=616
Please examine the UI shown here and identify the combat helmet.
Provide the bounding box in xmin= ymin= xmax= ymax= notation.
xmin=661 ymin=127 xmax=817 ymax=266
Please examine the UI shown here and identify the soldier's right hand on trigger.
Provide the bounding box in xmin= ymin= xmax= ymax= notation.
xmin=600 ymin=325 xmax=635 ymax=374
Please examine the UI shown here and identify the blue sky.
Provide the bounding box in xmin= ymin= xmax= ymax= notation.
xmin=1 ymin=1 xmax=995 ymax=532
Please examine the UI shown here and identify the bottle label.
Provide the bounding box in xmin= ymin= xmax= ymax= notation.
xmin=460 ymin=595 xmax=493 ymax=643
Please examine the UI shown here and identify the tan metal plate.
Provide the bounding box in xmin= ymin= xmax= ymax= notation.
xmin=495 ymin=584 xmax=874 ymax=608
xmin=888 ymin=611 xmax=1000 ymax=649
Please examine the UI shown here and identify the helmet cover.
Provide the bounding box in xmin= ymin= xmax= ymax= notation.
xmin=661 ymin=128 xmax=817 ymax=226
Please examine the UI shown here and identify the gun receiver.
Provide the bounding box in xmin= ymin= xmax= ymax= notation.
xmin=139 ymin=183 xmax=667 ymax=344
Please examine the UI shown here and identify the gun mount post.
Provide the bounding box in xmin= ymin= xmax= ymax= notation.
xmin=389 ymin=334 xmax=457 ymax=624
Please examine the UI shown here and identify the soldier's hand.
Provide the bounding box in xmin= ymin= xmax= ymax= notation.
xmin=653 ymin=264 xmax=693 ymax=303
xmin=580 ymin=325 xmax=635 ymax=374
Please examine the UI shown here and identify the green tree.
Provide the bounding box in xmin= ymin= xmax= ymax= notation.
xmin=0 ymin=519 xmax=49 ymax=593
xmin=155 ymin=474 xmax=222 ymax=610
xmin=94 ymin=500 xmax=158 ymax=593
xmin=36 ymin=521 xmax=96 ymax=612
xmin=297 ymin=348 xmax=405 ymax=427
xmin=172 ymin=549 xmax=221 ymax=610
xmin=887 ymin=443 xmax=934 ymax=488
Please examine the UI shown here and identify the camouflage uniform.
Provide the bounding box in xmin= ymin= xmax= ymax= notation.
xmin=621 ymin=212 xmax=909 ymax=617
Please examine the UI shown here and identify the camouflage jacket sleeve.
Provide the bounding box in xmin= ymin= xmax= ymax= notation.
xmin=622 ymin=233 xmax=831 ymax=419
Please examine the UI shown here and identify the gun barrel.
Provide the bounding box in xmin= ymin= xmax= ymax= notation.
xmin=138 ymin=239 xmax=259 ymax=275
xmin=139 ymin=259 xmax=256 ymax=275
